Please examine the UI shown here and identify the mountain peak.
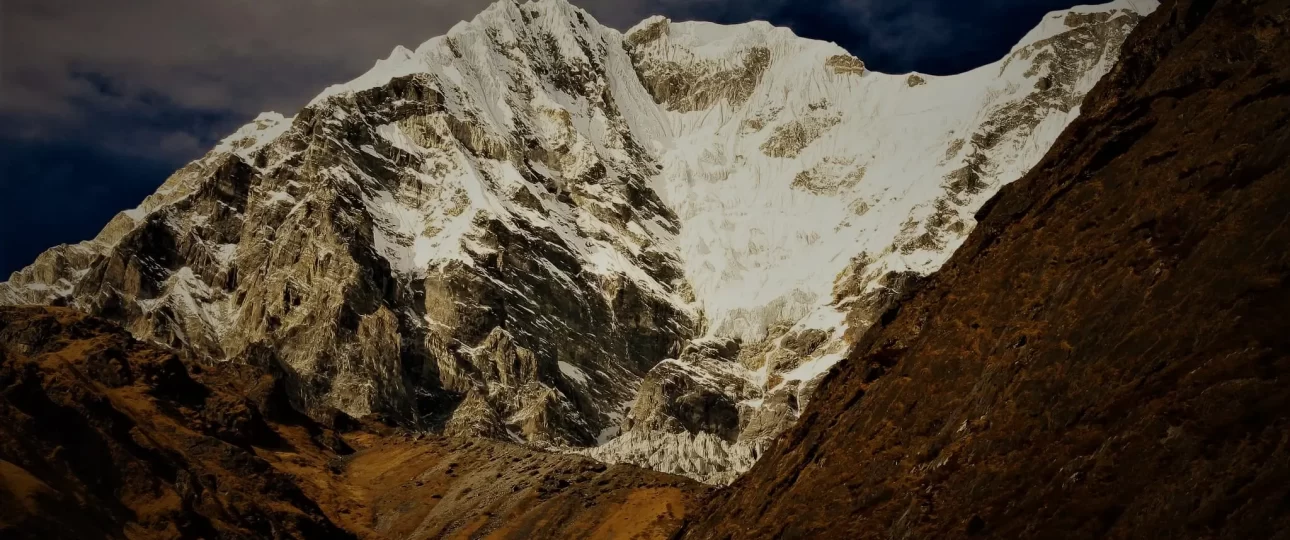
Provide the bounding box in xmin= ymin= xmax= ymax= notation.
xmin=1 ymin=0 xmax=1154 ymax=484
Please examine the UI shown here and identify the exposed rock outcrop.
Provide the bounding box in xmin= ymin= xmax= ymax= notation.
xmin=623 ymin=337 xmax=752 ymax=441
xmin=625 ymin=17 xmax=773 ymax=112
xmin=825 ymin=54 xmax=866 ymax=75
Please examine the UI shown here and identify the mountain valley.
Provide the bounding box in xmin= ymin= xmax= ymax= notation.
xmin=4 ymin=0 xmax=1290 ymax=537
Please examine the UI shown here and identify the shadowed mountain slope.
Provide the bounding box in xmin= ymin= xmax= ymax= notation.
xmin=0 ymin=306 xmax=706 ymax=539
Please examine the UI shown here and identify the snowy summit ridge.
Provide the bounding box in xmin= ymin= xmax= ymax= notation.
xmin=2 ymin=0 xmax=1156 ymax=484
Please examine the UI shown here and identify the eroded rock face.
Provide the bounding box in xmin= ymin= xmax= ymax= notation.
xmin=625 ymin=18 xmax=773 ymax=113
xmin=791 ymin=157 xmax=866 ymax=195
xmin=624 ymin=337 xmax=752 ymax=441
xmin=825 ymin=54 xmax=866 ymax=75
xmin=759 ymin=109 xmax=843 ymax=158
xmin=688 ymin=0 xmax=1290 ymax=535
xmin=0 ymin=2 xmax=696 ymax=447
xmin=2 ymin=0 xmax=1155 ymax=481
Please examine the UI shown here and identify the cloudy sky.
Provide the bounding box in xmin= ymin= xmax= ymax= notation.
xmin=0 ymin=0 xmax=1105 ymax=274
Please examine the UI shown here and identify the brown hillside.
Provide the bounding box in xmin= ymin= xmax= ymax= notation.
xmin=0 ymin=306 xmax=707 ymax=539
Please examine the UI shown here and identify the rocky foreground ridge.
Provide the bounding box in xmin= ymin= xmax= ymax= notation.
xmin=0 ymin=0 xmax=1154 ymax=483
xmin=0 ymin=306 xmax=706 ymax=539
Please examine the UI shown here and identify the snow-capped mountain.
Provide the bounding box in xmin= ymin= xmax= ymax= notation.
xmin=1 ymin=0 xmax=1153 ymax=483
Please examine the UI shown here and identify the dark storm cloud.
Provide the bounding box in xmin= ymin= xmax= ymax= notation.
xmin=2 ymin=0 xmax=527 ymax=158
xmin=0 ymin=0 xmax=1116 ymax=274
xmin=0 ymin=0 xmax=661 ymax=273
xmin=1 ymin=0 xmax=1118 ymax=151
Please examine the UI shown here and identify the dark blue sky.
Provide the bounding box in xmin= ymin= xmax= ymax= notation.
xmin=0 ymin=0 xmax=1116 ymax=276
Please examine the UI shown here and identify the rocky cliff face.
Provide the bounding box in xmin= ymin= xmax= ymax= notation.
xmin=1 ymin=0 xmax=1153 ymax=481
xmin=686 ymin=0 xmax=1290 ymax=536
xmin=2 ymin=0 xmax=698 ymax=449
